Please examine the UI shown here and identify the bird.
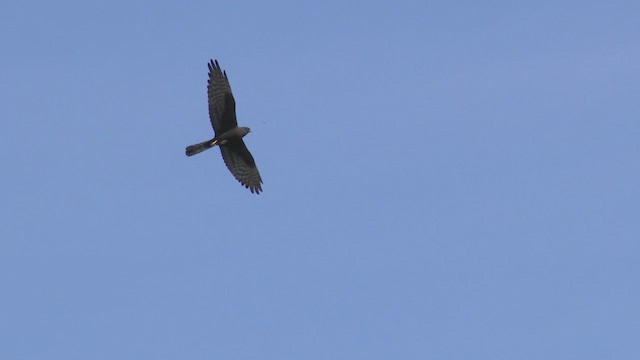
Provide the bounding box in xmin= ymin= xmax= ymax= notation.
xmin=186 ymin=59 xmax=263 ymax=194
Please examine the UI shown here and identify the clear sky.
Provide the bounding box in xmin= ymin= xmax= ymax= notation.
xmin=1 ymin=0 xmax=639 ymax=358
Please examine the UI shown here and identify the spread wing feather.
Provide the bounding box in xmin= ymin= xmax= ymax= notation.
xmin=207 ymin=60 xmax=237 ymax=134
xmin=219 ymin=141 xmax=263 ymax=194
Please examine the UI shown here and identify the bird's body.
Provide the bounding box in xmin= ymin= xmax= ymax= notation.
xmin=186 ymin=60 xmax=263 ymax=194
xmin=185 ymin=127 xmax=251 ymax=156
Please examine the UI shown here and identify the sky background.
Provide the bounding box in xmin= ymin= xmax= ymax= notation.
xmin=1 ymin=0 xmax=639 ymax=359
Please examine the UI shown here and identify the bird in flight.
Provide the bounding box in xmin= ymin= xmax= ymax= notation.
xmin=186 ymin=59 xmax=263 ymax=194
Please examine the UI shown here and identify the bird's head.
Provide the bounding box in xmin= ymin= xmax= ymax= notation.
xmin=239 ymin=127 xmax=251 ymax=137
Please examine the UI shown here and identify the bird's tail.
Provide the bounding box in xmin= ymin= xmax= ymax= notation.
xmin=185 ymin=139 xmax=217 ymax=156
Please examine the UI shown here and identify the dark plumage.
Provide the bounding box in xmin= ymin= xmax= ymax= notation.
xmin=186 ymin=60 xmax=263 ymax=194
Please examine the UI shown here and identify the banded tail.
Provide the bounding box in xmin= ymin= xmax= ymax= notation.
xmin=185 ymin=139 xmax=218 ymax=156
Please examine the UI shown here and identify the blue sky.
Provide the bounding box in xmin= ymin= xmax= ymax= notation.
xmin=1 ymin=0 xmax=639 ymax=358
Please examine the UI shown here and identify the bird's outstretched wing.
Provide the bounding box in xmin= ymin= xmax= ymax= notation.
xmin=219 ymin=140 xmax=263 ymax=194
xmin=207 ymin=60 xmax=237 ymax=135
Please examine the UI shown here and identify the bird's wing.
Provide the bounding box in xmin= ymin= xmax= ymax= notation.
xmin=219 ymin=140 xmax=263 ymax=194
xmin=207 ymin=60 xmax=238 ymax=135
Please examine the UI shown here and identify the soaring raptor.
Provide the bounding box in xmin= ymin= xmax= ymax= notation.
xmin=186 ymin=59 xmax=263 ymax=194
